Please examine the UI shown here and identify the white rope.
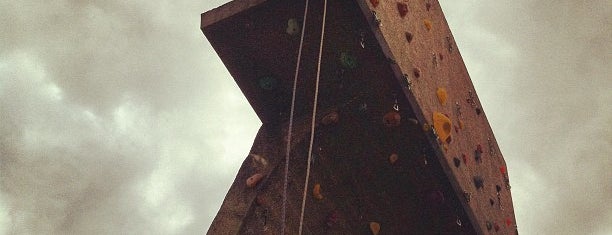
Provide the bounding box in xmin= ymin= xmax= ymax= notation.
xmin=282 ymin=0 xmax=310 ymax=234
xmin=298 ymin=0 xmax=327 ymax=234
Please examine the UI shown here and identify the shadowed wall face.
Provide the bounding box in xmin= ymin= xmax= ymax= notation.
xmin=203 ymin=3 xmax=478 ymax=231
xmin=203 ymin=0 xmax=517 ymax=233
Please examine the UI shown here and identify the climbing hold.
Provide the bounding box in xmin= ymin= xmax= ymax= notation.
xmin=372 ymin=11 xmax=382 ymax=26
xmin=413 ymin=67 xmax=421 ymax=78
xmin=500 ymin=166 xmax=507 ymax=175
xmin=286 ymin=18 xmax=300 ymax=36
xmin=463 ymin=191 xmax=472 ymax=202
xmin=453 ymin=157 xmax=461 ymax=168
xmin=473 ymin=176 xmax=484 ymax=189
xmin=326 ymin=211 xmax=339 ymax=227
xmin=489 ymin=198 xmax=495 ymax=206
xmin=461 ymin=153 xmax=468 ymax=164
xmin=389 ymin=153 xmax=399 ymax=164
xmin=436 ymin=88 xmax=448 ymax=105
xmin=476 ymin=107 xmax=482 ymax=115
xmin=407 ymin=118 xmax=419 ymax=125
xmin=369 ymin=0 xmax=380 ymax=8
xmin=488 ymin=138 xmax=496 ymax=156
xmin=247 ymin=173 xmax=264 ymax=188
xmin=313 ymin=183 xmax=324 ymax=200
xmin=496 ymin=185 xmax=502 ymax=193
xmin=340 ymin=52 xmax=358 ymax=69
xmin=250 ymin=154 xmax=268 ymax=167
xmin=369 ymin=222 xmax=381 ymax=235
xmin=424 ymin=19 xmax=433 ymax=31
xmin=405 ymin=32 xmax=414 ymax=43
xmin=426 ymin=190 xmax=445 ymax=205
xmin=426 ymin=2 xmax=432 ymax=11
xmin=360 ymin=31 xmax=366 ymax=48
xmin=383 ymin=111 xmax=401 ymax=127
xmin=433 ymin=112 xmax=452 ymax=144
xmin=322 ymin=111 xmax=339 ymax=125
xmin=397 ymin=3 xmax=408 ymax=18
xmin=459 ymin=120 xmax=465 ymax=129
xmin=446 ymin=36 xmax=454 ymax=53
xmin=432 ymin=53 xmax=438 ymax=67
xmin=506 ymin=218 xmax=513 ymax=227
xmin=486 ymin=221 xmax=493 ymax=230
xmin=258 ymin=76 xmax=277 ymax=90
xmin=423 ymin=123 xmax=431 ymax=132
xmin=494 ymin=223 xmax=500 ymax=232
xmin=475 ymin=145 xmax=483 ymax=163
xmin=359 ymin=102 xmax=368 ymax=112
xmin=256 ymin=195 xmax=268 ymax=206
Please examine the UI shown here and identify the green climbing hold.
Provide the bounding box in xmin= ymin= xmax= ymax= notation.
xmin=258 ymin=76 xmax=277 ymax=90
xmin=286 ymin=18 xmax=300 ymax=36
xmin=340 ymin=52 xmax=358 ymax=69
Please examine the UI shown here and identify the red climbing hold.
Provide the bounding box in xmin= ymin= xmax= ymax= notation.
xmin=383 ymin=111 xmax=401 ymax=127
xmin=506 ymin=218 xmax=513 ymax=227
xmin=476 ymin=144 xmax=483 ymax=154
xmin=397 ymin=3 xmax=409 ymax=18
xmin=370 ymin=0 xmax=380 ymax=8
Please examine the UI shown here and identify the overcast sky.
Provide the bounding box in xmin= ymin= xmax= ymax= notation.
xmin=0 ymin=0 xmax=610 ymax=234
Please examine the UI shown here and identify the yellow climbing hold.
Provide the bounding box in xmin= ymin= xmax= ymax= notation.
xmin=313 ymin=183 xmax=324 ymax=200
xmin=250 ymin=154 xmax=268 ymax=167
xmin=433 ymin=112 xmax=452 ymax=144
xmin=437 ymin=88 xmax=448 ymax=105
xmin=424 ymin=19 xmax=433 ymax=31
xmin=370 ymin=222 xmax=381 ymax=235
xmin=423 ymin=123 xmax=431 ymax=132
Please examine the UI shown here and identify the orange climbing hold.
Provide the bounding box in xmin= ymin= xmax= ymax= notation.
xmin=389 ymin=153 xmax=399 ymax=164
xmin=424 ymin=19 xmax=433 ymax=31
xmin=433 ymin=112 xmax=452 ymax=144
xmin=437 ymin=88 xmax=448 ymax=105
xmin=369 ymin=222 xmax=381 ymax=235
xmin=313 ymin=183 xmax=324 ymax=200
xmin=246 ymin=173 xmax=264 ymax=188
xmin=322 ymin=111 xmax=339 ymax=125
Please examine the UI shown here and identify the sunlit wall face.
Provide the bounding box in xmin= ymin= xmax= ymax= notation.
xmin=0 ymin=1 xmax=610 ymax=235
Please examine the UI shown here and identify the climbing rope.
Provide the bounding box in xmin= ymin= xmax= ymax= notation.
xmin=298 ymin=0 xmax=328 ymax=234
xmin=282 ymin=0 xmax=310 ymax=234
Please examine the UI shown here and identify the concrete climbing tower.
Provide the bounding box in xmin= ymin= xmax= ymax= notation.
xmin=201 ymin=0 xmax=517 ymax=234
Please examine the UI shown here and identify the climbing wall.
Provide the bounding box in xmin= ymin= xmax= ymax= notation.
xmin=201 ymin=0 xmax=516 ymax=234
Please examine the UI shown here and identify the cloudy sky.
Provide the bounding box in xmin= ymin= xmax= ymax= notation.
xmin=0 ymin=0 xmax=610 ymax=234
